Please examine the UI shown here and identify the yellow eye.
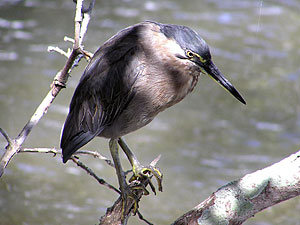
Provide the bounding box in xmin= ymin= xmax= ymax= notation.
xmin=186 ymin=50 xmax=194 ymax=58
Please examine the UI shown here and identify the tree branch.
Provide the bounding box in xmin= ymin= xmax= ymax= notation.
xmin=20 ymin=147 xmax=114 ymax=168
xmin=0 ymin=128 xmax=12 ymax=146
xmin=172 ymin=150 xmax=300 ymax=225
xmin=71 ymin=157 xmax=120 ymax=194
xmin=20 ymin=147 xmax=120 ymax=200
xmin=19 ymin=146 xmax=155 ymax=225
xmin=0 ymin=0 xmax=94 ymax=177
xmin=14 ymin=147 xmax=300 ymax=225
xmin=48 ymin=46 xmax=71 ymax=58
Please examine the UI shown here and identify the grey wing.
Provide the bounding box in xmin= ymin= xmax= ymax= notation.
xmin=60 ymin=41 xmax=143 ymax=163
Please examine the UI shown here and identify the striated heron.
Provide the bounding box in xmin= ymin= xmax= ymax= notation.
xmin=60 ymin=21 xmax=246 ymax=213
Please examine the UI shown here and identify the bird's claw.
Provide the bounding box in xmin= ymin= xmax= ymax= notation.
xmin=130 ymin=181 xmax=150 ymax=196
xmin=129 ymin=164 xmax=163 ymax=194
xmin=121 ymin=181 xmax=156 ymax=218
xmin=120 ymin=185 xmax=139 ymax=218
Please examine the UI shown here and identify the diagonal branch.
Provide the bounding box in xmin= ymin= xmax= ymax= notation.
xmin=0 ymin=0 xmax=94 ymax=177
xmin=172 ymin=150 xmax=300 ymax=225
xmin=71 ymin=157 xmax=120 ymax=194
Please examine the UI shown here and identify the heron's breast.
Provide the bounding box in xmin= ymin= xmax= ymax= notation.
xmin=140 ymin=26 xmax=201 ymax=107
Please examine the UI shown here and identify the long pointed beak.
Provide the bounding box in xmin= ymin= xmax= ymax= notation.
xmin=203 ymin=61 xmax=246 ymax=105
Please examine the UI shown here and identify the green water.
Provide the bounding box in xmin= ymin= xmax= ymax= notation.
xmin=1 ymin=0 xmax=300 ymax=224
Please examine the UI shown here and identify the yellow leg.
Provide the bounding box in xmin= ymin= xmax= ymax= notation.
xmin=109 ymin=139 xmax=127 ymax=193
xmin=109 ymin=139 xmax=139 ymax=220
xmin=118 ymin=137 xmax=163 ymax=192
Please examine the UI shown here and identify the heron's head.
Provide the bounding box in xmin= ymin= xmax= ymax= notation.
xmin=159 ymin=23 xmax=246 ymax=105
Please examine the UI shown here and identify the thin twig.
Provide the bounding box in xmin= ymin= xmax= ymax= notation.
xmin=81 ymin=49 xmax=94 ymax=59
xmin=79 ymin=0 xmax=95 ymax=47
xmin=76 ymin=150 xmax=114 ymax=167
xmin=74 ymin=0 xmax=83 ymax=49
xmin=20 ymin=147 xmax=119 ymax=195
xmin=0 ymin=128 xmax=12 ymax=146
xmin=64 ymin=36 xmax=75 ymax=44
xmin=71 ymin=157 xmax=120 ymax=194
xmin=20 ymin=147 xmax=114 ymax=168
xmin=150 ymin=154 xmax=161 ymax=167
xmin=21 ymin=147 xmax=59 ymax=156
xmin=137 ymin=210 xmax=154 ymax=225
xmin=47 ymin=46 xmax=71 ymax=58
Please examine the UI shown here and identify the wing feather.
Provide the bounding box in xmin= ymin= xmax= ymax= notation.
xmin=60 ymin=23 xmax=145 ymax=162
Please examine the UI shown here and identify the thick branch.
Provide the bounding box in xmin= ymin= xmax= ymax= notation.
xmin=172 ymin=150 xmax=300 ymax=225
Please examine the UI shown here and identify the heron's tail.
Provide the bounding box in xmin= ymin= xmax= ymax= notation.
xmin=60 ymin=108 xmax=103 ymax=163
xmin=61 ymin=130 xmax=97 ymax=163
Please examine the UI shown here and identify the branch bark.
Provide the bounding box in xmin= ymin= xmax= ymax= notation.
xmin=172 ymin=150 xmax=300 ymax=225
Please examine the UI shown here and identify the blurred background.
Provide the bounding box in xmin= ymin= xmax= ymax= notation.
xmin=0 ymin=0 xmax=300 ymax=224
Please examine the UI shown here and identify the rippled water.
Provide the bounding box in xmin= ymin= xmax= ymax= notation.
xmin=1 ymin=0 xmax=300 ymax=225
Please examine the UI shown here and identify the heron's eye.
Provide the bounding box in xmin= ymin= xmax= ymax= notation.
xmin=186 ymin=50 xmax=194 ymax=58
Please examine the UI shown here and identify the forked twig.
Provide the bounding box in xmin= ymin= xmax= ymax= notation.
xmin=47 ymin=46 xmax=71 ymax=58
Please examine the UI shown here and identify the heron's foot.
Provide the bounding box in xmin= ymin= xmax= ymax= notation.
xmin=117 ymin=138 xmax=163 ymax=194
xmin=129 ymin=156 xmax=163 ymax=194
xmin=119 ymin=182 xmax=150 ymax=218
xmin=120 ymin=185 xmax=138 ymax=218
